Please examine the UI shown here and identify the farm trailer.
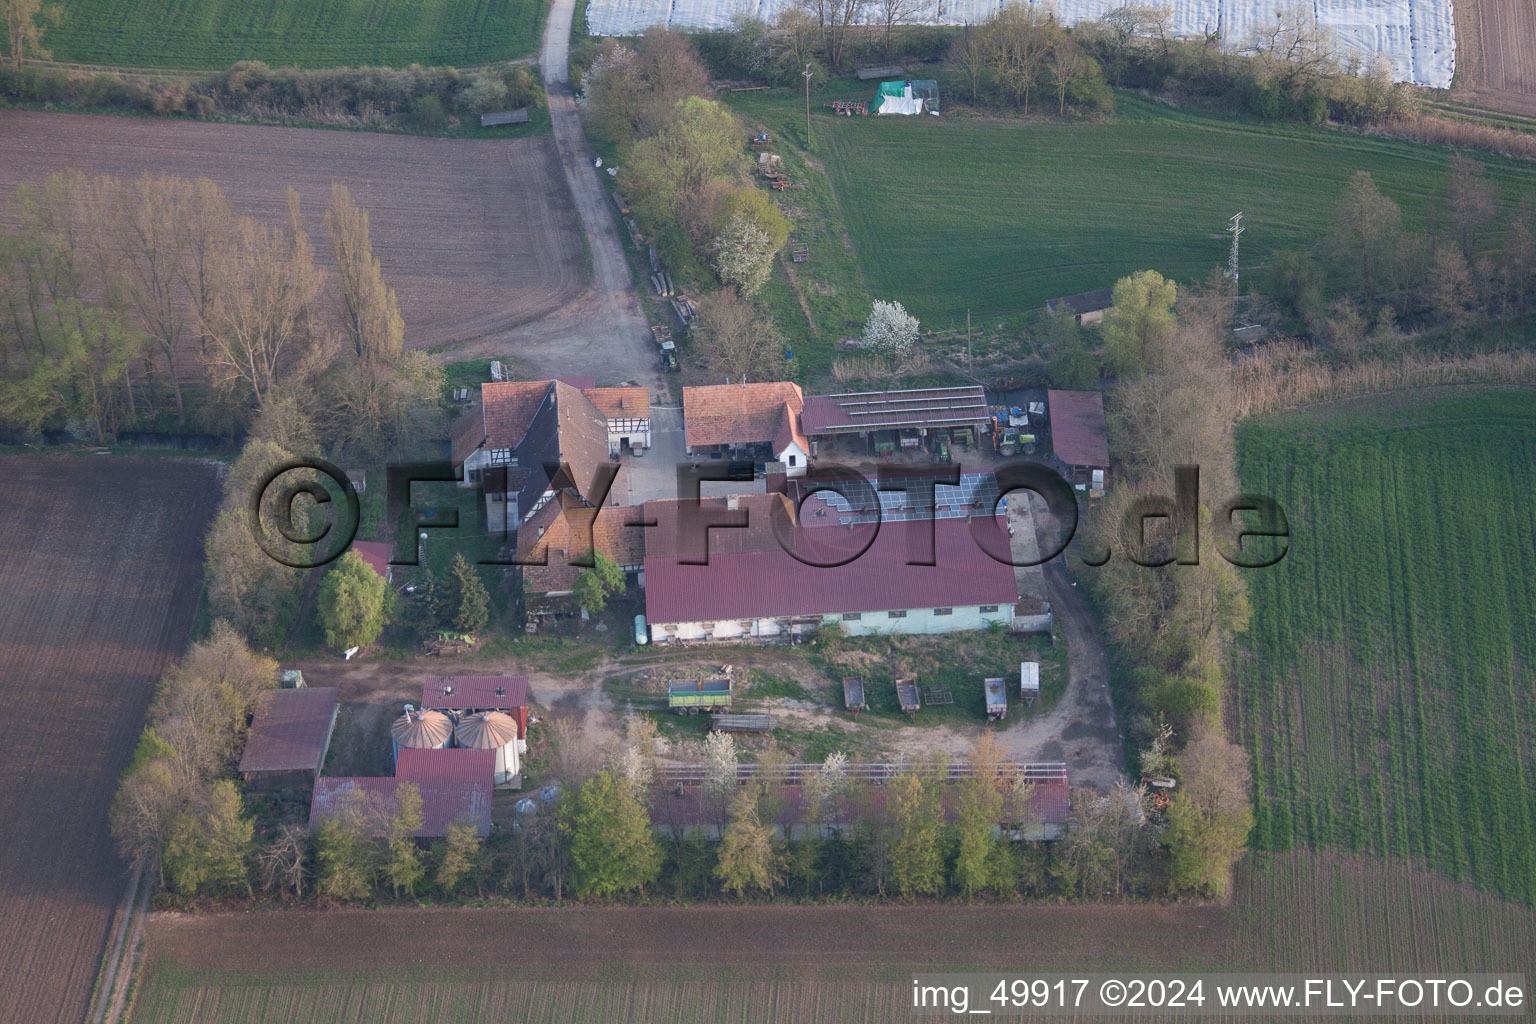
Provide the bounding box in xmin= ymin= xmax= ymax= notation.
xmin=668 ymin=678 xmax=733 ymax=714
xmin=843 ymin=677 xmax=867 ymax=713
xmin=895 ymin=678 xmax=921 ymax=714
xmin=984 ymin=677 xmax=1007 ymax=721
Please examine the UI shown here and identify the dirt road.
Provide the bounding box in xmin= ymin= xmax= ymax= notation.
xmin=451 ymin=0 xmax=660 ymax=390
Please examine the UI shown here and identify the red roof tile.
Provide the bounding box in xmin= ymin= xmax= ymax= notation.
xmin=683 ymin=382 xmax=803 ymax=448
xmin=238 ymin=687 xmax=339 ymax=774
xmin=349 ymin=541 xmax=391 ymax=579
xmin=582 ymin=386 xmax=650 ymax=420
xmin=1046 ymin=389 xmax=1109 ymax=468
xmin=518 ymin=500 xmax=647 ymax=594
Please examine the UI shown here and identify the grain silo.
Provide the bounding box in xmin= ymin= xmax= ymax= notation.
xmin=453 ymin=711 xmax=521 ymax=785
xmin=391 ymin=705 xmax=453 ymax=770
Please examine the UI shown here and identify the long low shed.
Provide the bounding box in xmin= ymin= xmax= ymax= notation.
xmin=801 ymin=386 xmax=989 ymax=436
xmin=238 ymin=686 xmax=340 ymax=798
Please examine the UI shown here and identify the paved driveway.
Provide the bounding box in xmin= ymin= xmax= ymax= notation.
xmin=620 ymin=405 xmax=684 ymax=505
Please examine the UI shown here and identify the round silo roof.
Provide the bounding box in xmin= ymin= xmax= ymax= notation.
xmin=391 ymin=708 xmax=453 ymax=748
xmin=455 ymin=711 xmax=519 ymax=749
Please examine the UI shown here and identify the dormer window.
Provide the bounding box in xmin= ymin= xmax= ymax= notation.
xmin=490 ymin=448 xmax=512 ymax=465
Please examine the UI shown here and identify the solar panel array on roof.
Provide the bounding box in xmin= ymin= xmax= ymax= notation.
xmin=797 ymin=472 xmax=999 ymax=526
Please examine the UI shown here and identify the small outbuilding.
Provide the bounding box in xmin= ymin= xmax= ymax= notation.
xmin=1046 ymin=389 xmax=1110 ymax=494
xmin=239 ymin=686 xmax=339 ymax=799
xmin=1044 ymin=287 xmax=1114 ymax=328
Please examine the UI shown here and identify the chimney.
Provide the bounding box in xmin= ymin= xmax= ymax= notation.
xmin=727 ymin=494 xmax=740 ymax=511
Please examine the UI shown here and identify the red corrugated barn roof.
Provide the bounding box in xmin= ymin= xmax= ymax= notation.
xmin=396 ymin=747 xmax=496 ymax=784
xmin=420 ymin=675 xmax=528 ymax=712
xmin=644 ymin=516 xmax=1017 ymax=624
xmin=238 ymin=687 xmax=339 ymax=774
xmin=309 ymin=777 xmax=491 ymax=837
xmin=1046 ymin=389 xmax=1110 ymax=468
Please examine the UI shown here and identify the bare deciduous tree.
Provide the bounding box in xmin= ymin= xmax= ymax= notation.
xmin=325 ymin=182 xmax=403 ymax=364
xmin=203 ymin=189 xmax=329 ymax=408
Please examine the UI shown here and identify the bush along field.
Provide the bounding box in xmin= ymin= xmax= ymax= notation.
xmin=16 ymin=0 xmax=548 ymax=69
xmin=1233 ymin=390 xmax=1536 ymax=904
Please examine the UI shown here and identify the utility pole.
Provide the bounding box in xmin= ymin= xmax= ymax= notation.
xmin=1225 ymin=212 xmax=1244 ymax=297
xmin=803 ymin=63 xmax=814 ymax=147
xmin=966 ymin=309 xmax=972 ymax=366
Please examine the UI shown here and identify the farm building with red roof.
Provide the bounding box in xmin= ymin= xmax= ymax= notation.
xmin=395 ymin=747 xmax=497 ymax=786
xmin=1046 ymin=390 xmax=1109 ymax=470
xmin=419 ymin=676 xmax=529 ymax=748
xmin=683 ymin=382 xmax=808 ymax=478
xmin=449 ymin=379 xmax=650 ymax=532
xmin=238 ymin=687 xmax=340 ymax=798
xmin=641 ymin=498 xmax=1017 ymax=643
xmin=309 ymin=777 xmax=492 ymax=838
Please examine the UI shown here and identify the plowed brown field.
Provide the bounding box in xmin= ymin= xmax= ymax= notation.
xmin=134 ymin=853 xmax=1536 ymax=1023
xmin=0 ymin=456 xmax=218 ymax=1024
xmin=1456 ymin=0 xmax=1536 ymax=115
xmin=0 ymin=111 xmax=585 ymax=354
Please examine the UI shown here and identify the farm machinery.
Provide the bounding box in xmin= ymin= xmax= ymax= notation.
xmin=668 ymin=678 xmax=733 ymax=714
xmin=651 ymin=324 xmax=679 ymax=372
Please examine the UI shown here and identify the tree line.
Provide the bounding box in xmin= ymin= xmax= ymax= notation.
xmin=1060 ymin=269 xmax=1258 ymax=899
xmin=0 ymin=172 xmax=442 ymax=456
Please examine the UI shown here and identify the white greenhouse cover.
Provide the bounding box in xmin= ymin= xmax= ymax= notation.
xmin=878 ymin=85 xmax=925 ymax=114
xmin=585 ymin=0 xmax=1454 ymax=88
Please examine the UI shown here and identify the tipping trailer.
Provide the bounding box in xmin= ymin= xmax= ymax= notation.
xmin=843 ymin=677 xmax=867 ymax=713
xmin=668 ymin=678 xmax=733 ymax=714
xmin=895 ymin=678 xmax=921 ymax=714
xmin=984 ymin=677 xmax=1008 ymax=721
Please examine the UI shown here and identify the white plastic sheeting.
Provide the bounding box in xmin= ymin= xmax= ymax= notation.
xmin=585 ymin=0 xmax=1455 ymax=88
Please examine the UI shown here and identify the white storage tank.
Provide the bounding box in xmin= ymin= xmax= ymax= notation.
xmin=454 ymin=711 xmax=521 ymax=785
xmin=390 ymin=705 xmax=453 ymax=770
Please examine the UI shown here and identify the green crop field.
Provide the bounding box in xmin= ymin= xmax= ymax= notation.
xmin=1234 ymin=390 xmax=1536 ymax=904
xmin=128 ymin=853 xmax=1536 ymax=1022
xmin=26 ymin=0 xmax=547 ymax=69
xmin=726 ymin=89 xmax=1536 ymax=330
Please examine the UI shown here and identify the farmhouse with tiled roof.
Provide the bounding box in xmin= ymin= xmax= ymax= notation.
xmin=682 ymin=382 xmax=808 ymax=478
xmin=451 ymin=379 xmax=649 ymax=531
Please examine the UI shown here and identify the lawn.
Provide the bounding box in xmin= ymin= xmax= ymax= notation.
xmin=724 ymin=88 xmax=1536 ymax=340
xmin=31 ymin=0 xmax=548 ymax=69
xmin=1233 ymin=389 xmax=1536 ymax=904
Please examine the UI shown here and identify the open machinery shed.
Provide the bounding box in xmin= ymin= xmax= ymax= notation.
xmin=238 ymin=687 xmax=339 ymax=798
xmin=801 ymin=386 xmax=987 ymax=447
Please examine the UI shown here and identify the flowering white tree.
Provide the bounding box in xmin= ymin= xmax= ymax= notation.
xmin=861 ymin=300 xmax=920 ymax=354
xmin=710 ymin=213 xmax=776 ymax=296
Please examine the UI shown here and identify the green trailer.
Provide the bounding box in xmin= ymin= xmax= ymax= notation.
xmin=668 ymin=678 xmax=733 ymax=714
